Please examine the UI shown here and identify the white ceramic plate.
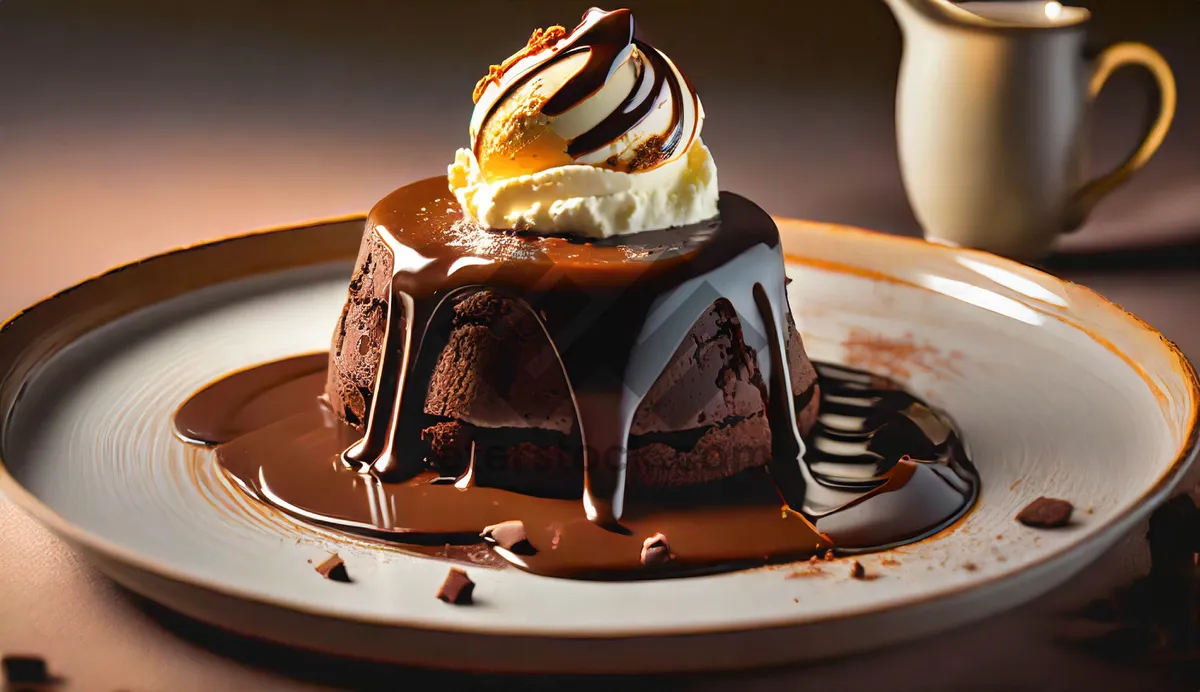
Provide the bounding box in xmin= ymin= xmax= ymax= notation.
xmin=0 ymin=218 xmax=1195 ymax=674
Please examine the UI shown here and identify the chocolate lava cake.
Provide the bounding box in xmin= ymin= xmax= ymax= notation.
xmin=325 ymin=221 xmax=821 ymax=493
xmin=167 ymin=7 xmax=979 ymax=579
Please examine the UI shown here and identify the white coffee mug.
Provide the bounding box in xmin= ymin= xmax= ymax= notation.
xmin=885 ymin=0 xmax=1176 ymax=261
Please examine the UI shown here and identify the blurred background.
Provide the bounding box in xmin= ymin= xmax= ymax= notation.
xmin=1 ymin=0 xmax=1199 ymax=317
xmin=1 ymin=2 xmax=1199 ymax=689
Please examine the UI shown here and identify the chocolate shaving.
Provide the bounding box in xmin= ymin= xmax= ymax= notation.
xmin=1017 ymin=497 xmax=1074 ymax=528
xmin=481 ymin=520 xmax=536 ymax=555
xmin=640 ymin=532 xmax=674 ymax=568
xmin=314 ymin=553 xmax=351 ymax=582
xmin=437 ymin=568 xmax=475 ymax=605
xmin=850 ymin=561 xmax=867 ymax=580
xmin=2 ymin=655 xmax=48 ymax=684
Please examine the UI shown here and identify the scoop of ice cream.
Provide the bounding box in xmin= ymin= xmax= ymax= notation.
xmin=448 ymin=8 xmax=718 ymax=238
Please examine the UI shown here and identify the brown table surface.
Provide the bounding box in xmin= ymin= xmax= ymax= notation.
xmin=2 ymin=1 xmax=1199 ymax=690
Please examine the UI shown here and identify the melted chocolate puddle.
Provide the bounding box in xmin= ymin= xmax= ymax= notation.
xmin=175 ymin=354 xmax=978 ymax=579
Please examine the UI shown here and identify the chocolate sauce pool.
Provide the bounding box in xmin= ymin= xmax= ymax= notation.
xmin=175 ymin=354 xmax=978 ymax=579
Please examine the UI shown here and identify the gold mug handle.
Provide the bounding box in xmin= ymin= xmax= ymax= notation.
xmin=1066 ymin=42 xmax=1176 ymax=230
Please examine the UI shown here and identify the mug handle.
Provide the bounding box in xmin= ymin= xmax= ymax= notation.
xmin=1066 ymin=42 xmax=1176 ymax=230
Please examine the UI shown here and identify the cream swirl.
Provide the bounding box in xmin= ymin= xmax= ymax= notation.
xmin=448 ymin=7 xmax=717 ymax=238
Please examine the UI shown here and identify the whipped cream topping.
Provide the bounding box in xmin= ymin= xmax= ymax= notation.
xmin=448 ymin=7 xmax=718 ymax=238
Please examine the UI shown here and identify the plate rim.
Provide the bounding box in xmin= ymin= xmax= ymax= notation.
xmin=1 ymin=215 xmax=1197 ymax=640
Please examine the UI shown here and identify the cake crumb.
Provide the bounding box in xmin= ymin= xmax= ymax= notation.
xmin=314 ymin=553 xmax=351 ymax=583
xmin=1017 ymin=497 xmax=1074 ymax=528
xmin=437 ymin=568 xmax=475 ymax=605
xmin=850 ymin=561 xmax=867 ymax=580
xmin=2 ymin=655 xmax=51 ymax=685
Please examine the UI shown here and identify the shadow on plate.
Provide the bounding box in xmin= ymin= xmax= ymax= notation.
xmin=117 ymin=497 xmax=1198 ymax=690
xmin=121 ymin=589 xmax=682 ymax=691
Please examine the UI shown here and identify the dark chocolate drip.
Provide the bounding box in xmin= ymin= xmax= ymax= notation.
xmin=350 ymin=293 xmax=452 ymax=479
xmin=342 ymin=291 xmax=406 ymax=468
xmin=474 ymin=8 xmax=697 ymax=170
xmin=173 ymin=356 xmax=978 ymax=579
xmin=540 ymin=8 xmax=635 ymax=116
xmin=565 ymin=38 xmax=686 ymax=164
xmin=753 ymin=283 xmax=807 ymax=510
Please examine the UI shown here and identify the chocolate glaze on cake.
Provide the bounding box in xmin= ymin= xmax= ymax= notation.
xmin=319 ymin=176 xmax=820 ymax=526
xmin=325 ymin=229 xmax=821 ymax=492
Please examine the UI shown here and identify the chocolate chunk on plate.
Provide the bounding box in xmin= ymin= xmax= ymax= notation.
xmin=1017 ymin=497 xmax=1074 ymax=528
xmin=2 ymin=654 xmax=49 ymax=684
xmin=437 ymin=568 xmax=475 ymax=605
xmin=640 ymin=532 xmax=674 ymax=567
xmin=314 ymin=553 xmax=352 ymax=582
xmin=481 ymin=520 xmax=536 ymax=555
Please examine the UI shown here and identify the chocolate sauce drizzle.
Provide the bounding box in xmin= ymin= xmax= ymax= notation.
xmin=473 ymin=8 xmax=699 ymax=170
xmin=171 ymin=176 xmax=979 ymax=578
